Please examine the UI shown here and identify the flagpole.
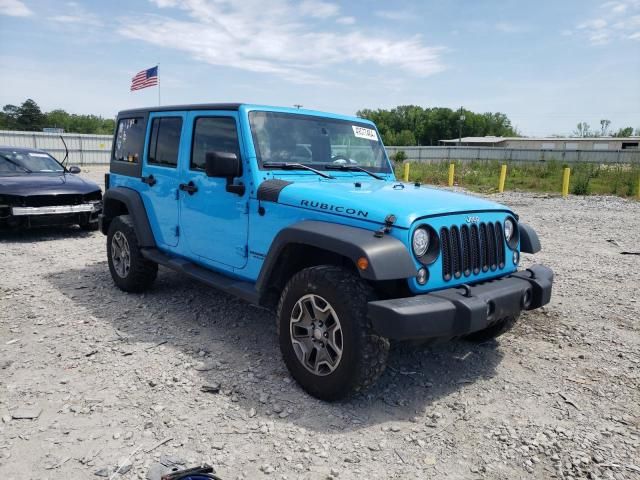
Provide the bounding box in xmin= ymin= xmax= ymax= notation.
xmin=157 ymin=63 xmax=161 ymax=106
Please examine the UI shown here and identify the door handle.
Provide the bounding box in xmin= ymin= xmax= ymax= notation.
xmin=141 ymin=174 xmax=157 ymax=186
xmin=179 ymin=180 xmax=198 ymax=195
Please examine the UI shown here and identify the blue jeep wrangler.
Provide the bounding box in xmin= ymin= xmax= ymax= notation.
xmin=100 ymin=104 xmax=553 ymax=400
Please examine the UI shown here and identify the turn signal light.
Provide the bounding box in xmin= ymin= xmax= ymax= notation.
xmin=357 ymin=257 xmax=369 ymax=270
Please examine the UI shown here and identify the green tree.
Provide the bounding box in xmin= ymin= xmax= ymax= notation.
xmin=0 ymin=99 xmax=116 ymax=134
xmin=357 ymin=105 xmax=518 ymax=146
xmin=0 ymin=104 xmax=20 ymax=130
xmin=613 ymin=126 xmax=634 ymax=137
xmin=573 ymin=122 xmax=592 ymax=137
xmin=16 ymin=99 xmax=46 ymax=131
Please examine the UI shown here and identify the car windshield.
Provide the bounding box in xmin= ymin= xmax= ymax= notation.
xmin=249 ymin=111 xmax=391 ymax=173
xmin=0 ymin=149 xmax=64 ymax=175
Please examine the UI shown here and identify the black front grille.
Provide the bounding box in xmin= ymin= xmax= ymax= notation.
xmin=441 ymin=221 xmax=506 ymax=281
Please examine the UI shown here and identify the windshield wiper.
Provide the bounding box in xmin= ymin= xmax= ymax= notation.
xmin=0 ymin=154 xmax=31 ymax=173
xmin=324 ymin=164 xmax=385 ymax=180
xmin=263 ymin=162 xmax=335 ymax=179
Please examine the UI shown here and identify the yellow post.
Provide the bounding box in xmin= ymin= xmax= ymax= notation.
xmin=403 ymin=162 xmax=410 ymax=182
xmin=636 ymin=173 xmax=640 ymax=200
xmin=498 ymin=164 xmax=507 ymax=193
xmin=562 ymin=167 xmax=571 ymax=197
xmin=448 ymin=163 xmax=455 ymax=187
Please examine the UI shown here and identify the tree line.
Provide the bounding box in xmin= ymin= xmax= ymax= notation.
xmin=356 ymin=105 xmax=519 ymax=146
xmin=0 ymin=99 xmax=115 ymax=135
xmin=574 ymin=120 xmax=638 ymax=138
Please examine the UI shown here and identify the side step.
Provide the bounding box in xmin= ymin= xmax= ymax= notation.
xmin=141 ymin=248 xmax=260 ymax=305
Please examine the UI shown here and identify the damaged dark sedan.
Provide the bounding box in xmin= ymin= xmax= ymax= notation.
xmin=0 ymin=146 xmax=102 ymax=230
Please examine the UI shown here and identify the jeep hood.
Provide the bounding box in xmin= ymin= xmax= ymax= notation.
xmin=275 ymin=179 xmax=512 ymax=228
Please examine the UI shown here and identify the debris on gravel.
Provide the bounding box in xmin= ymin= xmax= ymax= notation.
xmin=0 ymin=168 xmax=638 ymax=479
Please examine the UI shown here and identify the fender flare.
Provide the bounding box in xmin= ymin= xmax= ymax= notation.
xmin=256 ymin=220 xmax=416 ymax=293
xmin=519 ymin=223 xmax=541 ymax=254
xmin=100 ymin=187 xmax=156 ymax=247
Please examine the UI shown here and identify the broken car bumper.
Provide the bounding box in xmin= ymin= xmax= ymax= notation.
xmin=368 ymin=264 xmax=553 ymax=340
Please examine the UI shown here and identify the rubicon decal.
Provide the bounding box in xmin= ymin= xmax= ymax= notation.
xmin=300 ymin=200 xmax=369 ymax=218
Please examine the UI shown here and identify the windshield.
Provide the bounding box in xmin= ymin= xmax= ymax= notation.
xmin=0 ymin=149 xmax=64 ymax=175
xmin=249 ymin=111 xmax=391 ymax=173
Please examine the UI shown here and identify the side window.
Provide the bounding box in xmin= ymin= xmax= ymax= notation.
xmin=114 ymin=117 xmax=145 ymax=163
xmin=191 ymin=117 xmax=240 ymax=172
xmin=148 ymin=117 xmax=182 ymax=167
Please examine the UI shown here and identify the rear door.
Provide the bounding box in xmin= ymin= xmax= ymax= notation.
xmin=140 ymin=112 xmax=186 ymax=248
xmin=178 ymin=111 xmax=249 ymax=268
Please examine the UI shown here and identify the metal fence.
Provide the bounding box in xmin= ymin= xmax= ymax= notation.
xmin=2 ymin=130 xmax=639 ymax=166
xmin=0 ymin=130 xmax=112 ymax=165
xmin=385 ymin=146 xmax=640 ymax=164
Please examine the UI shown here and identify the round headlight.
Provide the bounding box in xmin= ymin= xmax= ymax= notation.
xmin=412 ymin=227 xmax=430 ymax=257
xmin=504 ymin=218 xmax=515 ymax=241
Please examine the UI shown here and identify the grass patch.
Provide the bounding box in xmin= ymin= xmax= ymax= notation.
xmin=394 ymin=160 xmax=640 ymax=197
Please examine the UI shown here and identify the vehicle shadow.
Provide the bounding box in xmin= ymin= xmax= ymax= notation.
xmin=46 ymin=262 xmax=505 ymax=433
xmin=0 ymin=225 xmax=97 ymax=243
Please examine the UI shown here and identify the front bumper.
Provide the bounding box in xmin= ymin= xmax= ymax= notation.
xmin=368 ymin=264 xmax=553 ymax=340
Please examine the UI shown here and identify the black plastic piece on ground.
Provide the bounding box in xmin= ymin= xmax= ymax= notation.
xmin=161 ymin=464 xmax=221 ymax=480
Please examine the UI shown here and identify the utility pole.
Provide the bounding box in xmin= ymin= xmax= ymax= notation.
xmin=294 ymin=104 xmax=303 ymax=109
xmin=458 ymin=106 xmax=465 ymax=146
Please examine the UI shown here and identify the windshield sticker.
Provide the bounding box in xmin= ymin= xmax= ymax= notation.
xmin=352 ymin=126 xmax=378 ymax=141
xmin=28 ymin=153 xmax=51 ymax=158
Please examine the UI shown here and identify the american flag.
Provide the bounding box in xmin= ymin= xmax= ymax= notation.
xmin=130 ymin=66 xmax=158 ymax=91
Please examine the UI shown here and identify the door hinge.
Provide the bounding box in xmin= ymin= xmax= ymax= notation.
xmin=175 ymin=226 xmax=180 ymax=237
xmin=236 ymin=245 xmax=248 ymax=258
xmin=175 ymin=189 xmax=180 ymax=200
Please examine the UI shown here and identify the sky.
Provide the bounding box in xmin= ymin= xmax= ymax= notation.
xmin=0 ymin=0 xmax=639 ymax=137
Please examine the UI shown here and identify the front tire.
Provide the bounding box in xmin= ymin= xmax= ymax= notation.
xmin=277 ymin=266 xmax=389 ymax=401
xmin=106 ymin=215 xmax=157 ymax=293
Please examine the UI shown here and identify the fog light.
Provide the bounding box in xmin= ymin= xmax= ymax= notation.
xmin=416 ymin=267 xmax=428 ymax=285
xmin=513 ymin=251 xmax=520 ymax=265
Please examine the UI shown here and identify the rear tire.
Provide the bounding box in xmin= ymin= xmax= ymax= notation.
xmin=464 ymin=314 xmax=520 ymax=342
xmin=277 ymin=265 xmax=389 ymax=401
xmin=107 ymin=215 xmax=157 ymax=293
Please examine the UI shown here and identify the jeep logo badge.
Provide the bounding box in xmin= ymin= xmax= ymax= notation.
xmin=465 ymin=216 xmax=480 ymax=224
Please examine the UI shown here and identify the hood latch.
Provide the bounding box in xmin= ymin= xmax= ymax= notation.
xmin=374 ymin=214 xmax=397 ymax=238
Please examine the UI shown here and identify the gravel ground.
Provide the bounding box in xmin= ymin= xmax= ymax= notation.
xmin=1 ymin=166 xmax=639 ymax=480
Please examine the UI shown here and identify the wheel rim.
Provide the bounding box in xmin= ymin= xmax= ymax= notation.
xmin=290 ymin=294 xmax=343 ymax=376
xmin=111 ymin=231 xmax=131 ymax=278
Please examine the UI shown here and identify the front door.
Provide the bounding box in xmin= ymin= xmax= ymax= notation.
xmin=140 ymin=112 xmax=185 ymax=248
xmin=179 ymin=111 xmax=249 ymax=269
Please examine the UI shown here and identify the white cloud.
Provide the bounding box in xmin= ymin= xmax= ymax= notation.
xmin=374 ymin=10 xmax=415 ymax=21
xmin=298 ymin=0 xmax=339 ymax=19
xmin=336 ymin=16 xmax=355 ymax=25
xmin=50 ymin=13 xmax=102 ymax=27
xmin=121 ymin=0 xmax=446 ymax=84
xmin=495 ymin=21 xmax=528 ymax=33
xmin=574 ymin=0 xmax=640 ymax=44
xmin=630 ymin=31 xmax=640 ymax=39
xmin=0 ymin=0 xmax=32 ymax=17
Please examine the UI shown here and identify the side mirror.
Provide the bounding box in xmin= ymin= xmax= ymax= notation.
xmin=205 ymin=151 xmax=240 ymax=178
xmin=68 ymin=166 xmax=81 ymax=174
xmin=204 ymin=151 xmax=245 ymax=196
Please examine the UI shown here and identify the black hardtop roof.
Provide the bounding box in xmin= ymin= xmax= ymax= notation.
xmin=117 ymin=103 xmax=242 ymax=116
